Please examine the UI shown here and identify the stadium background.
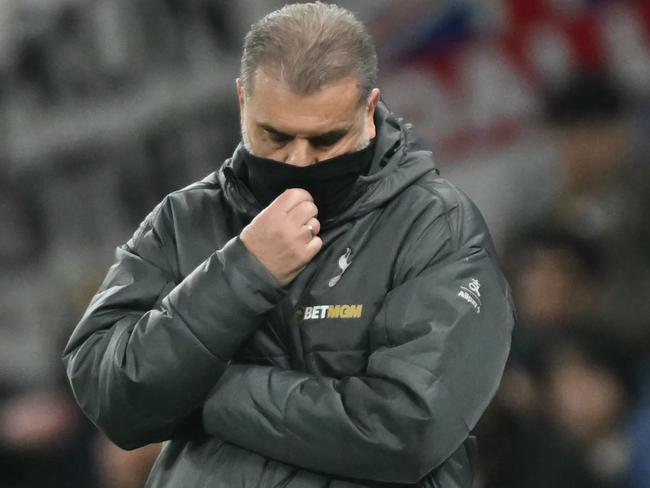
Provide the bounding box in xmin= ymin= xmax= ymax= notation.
xmin=1 ymin=0 xmax=649 ymax=486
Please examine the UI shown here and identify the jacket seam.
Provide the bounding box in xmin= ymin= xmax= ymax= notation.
xmin=412 ymin=181 xmax=462 ymax=252
xmin=401 ymin=208 xmax=457 ymax=266
xmin=126 ymin=196 xmax=181 ymax=284
xmin=168 ymin=179 xmax=221 ymax=197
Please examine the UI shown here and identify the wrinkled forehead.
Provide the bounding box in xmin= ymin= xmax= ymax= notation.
xmin=244 ymin=72 xmax=366 ymax=133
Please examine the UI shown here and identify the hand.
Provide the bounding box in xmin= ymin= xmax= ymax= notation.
xmin=240 ymin=188 xmax=322 ymax=285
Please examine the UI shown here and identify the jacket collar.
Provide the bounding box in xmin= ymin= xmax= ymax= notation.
xmin=218 ymin=101 xmax=437 ymax=224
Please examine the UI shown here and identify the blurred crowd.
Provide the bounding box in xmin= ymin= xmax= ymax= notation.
xmin=1 ymin=1 xmax=649 ymax=487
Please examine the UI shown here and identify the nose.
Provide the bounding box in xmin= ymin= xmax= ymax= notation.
xmin=284 ymin=138 xmax=318 ymax=166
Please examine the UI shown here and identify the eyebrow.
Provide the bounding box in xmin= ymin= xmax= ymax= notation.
xmin=259 ymin=123 xmax=350 ymax=146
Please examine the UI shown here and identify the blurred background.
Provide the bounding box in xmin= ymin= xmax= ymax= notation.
xmin=1 ymin=0 xmax=649 ymax=487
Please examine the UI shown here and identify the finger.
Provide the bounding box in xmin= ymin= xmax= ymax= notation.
xmin=287 ymin=200 xmax=318 ymax=226
xmin=305 ymin=236 xmax=323 ymax=258
xmin=304 ymin=217 xmax=321 ymax=237
xmin=300 ymin=220 xmax=318 ymax=242
xmin=272 ymin=188 xmax=313 ymax=213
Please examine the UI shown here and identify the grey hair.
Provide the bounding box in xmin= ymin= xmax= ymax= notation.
xmin=240 ymin=2 xmax=378 ymax=104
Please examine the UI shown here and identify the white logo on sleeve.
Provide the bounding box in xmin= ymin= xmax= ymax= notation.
xmin=458 ymin=278 xmax=482 ymax=314
xmin=328 ymin=247 xmax=352 ymax=287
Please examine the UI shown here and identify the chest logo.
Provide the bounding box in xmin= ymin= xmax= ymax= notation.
xmin=296 ymin=304 xmax=363 ymax=321
xmin=328 ymin=247 xmax=352 ymax=287
xmin=458 ymin=278 xmax=482 ymax=314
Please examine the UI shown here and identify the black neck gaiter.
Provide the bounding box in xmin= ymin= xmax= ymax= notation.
xmin=241 ymin=141 xmax=375 ymax=221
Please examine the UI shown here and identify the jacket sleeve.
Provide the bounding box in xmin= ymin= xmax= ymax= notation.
xmin=201 ymin=195 xmax=515 ymax=483
xmin=62 ymin=198 xmax=286 ymax=450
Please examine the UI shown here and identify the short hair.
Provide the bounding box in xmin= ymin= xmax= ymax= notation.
xmin=240 ymin=2 xmax=378 ymax=104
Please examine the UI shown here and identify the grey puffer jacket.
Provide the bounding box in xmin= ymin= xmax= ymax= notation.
xmin=63 ymin=103 xmax=514 ymax=487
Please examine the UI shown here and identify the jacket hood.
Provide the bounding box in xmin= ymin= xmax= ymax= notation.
xmin=218 ymin=102 xmax=438 ymax=226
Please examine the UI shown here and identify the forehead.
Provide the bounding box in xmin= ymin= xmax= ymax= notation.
xmin=246 ymin=71 xmax=363 ymax=136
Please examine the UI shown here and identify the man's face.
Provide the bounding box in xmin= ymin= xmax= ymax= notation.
xmin=237 ymin=71 xmax=380 ymax=166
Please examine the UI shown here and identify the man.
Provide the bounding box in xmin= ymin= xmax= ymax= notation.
xmin=63 ymin=3 xmax=514 ymax=486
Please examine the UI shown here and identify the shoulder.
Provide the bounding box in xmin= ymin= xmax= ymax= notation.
xmin=127 ymin=172 xmax=224 ymax=247
xmin=155 ymin=171 xmax=233 ymax=230
xmin=391 ymin=173 xmax=495 ymax=281
xmin=164 ymin=171 xmax=223 ymax=211
xmin=399 ymin=171 xmax=488 ymax=244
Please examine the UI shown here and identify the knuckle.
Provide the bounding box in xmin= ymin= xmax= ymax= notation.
xmin=287 ymin=188 xmax=306 ymax=199
xmin=299 ymin=201 xmax=315 ymax=214
xmin=294 ymin=188 xmax=312 ymax=200
xmin=273 ymin=190 xmax=293 ymax=207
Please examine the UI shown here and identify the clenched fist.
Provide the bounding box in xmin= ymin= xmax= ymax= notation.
xmin=240 ymin=189 xmax=322 ymax=285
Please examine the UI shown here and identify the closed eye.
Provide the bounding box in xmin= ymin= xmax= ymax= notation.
xmin=258 ymin=123 xmax=349 ymax=148
xmin=267 ymin=130 xmax=293 ymax=144
xmin=308 ymin=129 xmax=348 ymax=148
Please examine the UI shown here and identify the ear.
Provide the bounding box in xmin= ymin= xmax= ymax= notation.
xmin=236 ymin=78 xmax=246 ymax=114
xmin=366 ymin=88 xmax=381 ymax=140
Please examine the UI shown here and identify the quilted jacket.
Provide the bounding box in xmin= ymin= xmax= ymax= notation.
xmin=63 ymin=103 xmax=514 ymax=487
